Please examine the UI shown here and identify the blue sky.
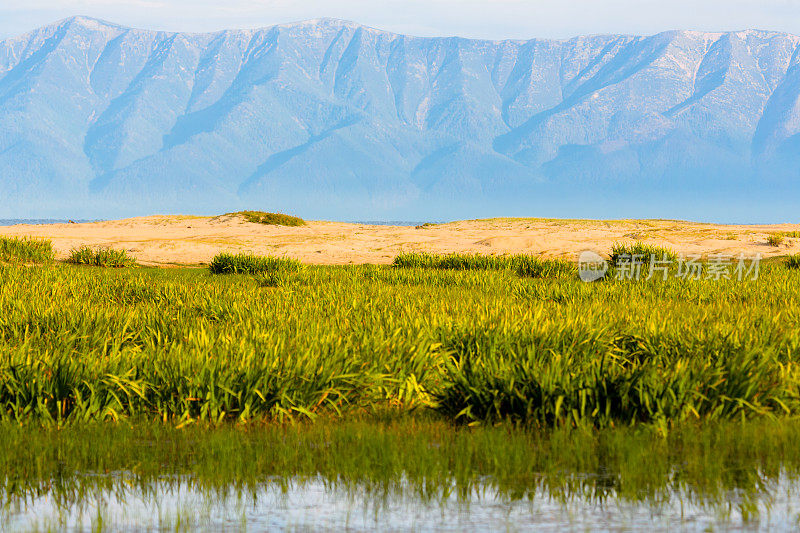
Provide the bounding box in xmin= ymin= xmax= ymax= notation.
xmin=1 ymin=0 xmax=799 ymax=39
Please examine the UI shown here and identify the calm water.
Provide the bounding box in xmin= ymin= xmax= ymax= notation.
xmin=4 ymin=475 xmax=799 ymax=532
xmin=1 ymin=219 xmax=418 ymax=226
xmin=352 ymin=221 xmax=442 ymax=226
xmin=0 ymin=219 xmax=96 ymax=226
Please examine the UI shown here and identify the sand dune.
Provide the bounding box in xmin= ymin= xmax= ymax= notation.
xmin=1 ymin=215 xmax=798 ymax=266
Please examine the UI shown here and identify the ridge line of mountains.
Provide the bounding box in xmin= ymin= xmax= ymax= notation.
xmin=1 ymin=16 xmax=799 ymax=221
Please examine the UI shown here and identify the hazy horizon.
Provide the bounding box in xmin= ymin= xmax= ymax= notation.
xmin=4 ymin=14 xmax=800 ymax=42
xmin=1 ymin=1 xmax=799 ymax=41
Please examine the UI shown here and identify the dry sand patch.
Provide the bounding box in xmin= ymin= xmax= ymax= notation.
xmin=0 ymin=215 xmax=798 ymax=266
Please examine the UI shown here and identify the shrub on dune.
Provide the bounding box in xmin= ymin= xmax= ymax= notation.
xmin=767 ymin=234 xmax=785 ymax=247
xmin=228 ymin=211 xmax=306 ymax=227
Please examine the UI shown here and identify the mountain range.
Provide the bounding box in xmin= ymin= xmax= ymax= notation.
xmin=1 ymin=16 xmax=798 ymax=221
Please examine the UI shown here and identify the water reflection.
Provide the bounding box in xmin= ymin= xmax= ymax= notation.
xmin=4 ymin=473 xmax=799 ymax=531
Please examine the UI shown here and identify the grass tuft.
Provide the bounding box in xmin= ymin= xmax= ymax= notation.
xmin=393 ymin=252 xmax=576 ymax=279
xmin=767 ymin=234 xmax=785 ymax=247
xmin=610 ymin=241 xmax=677 ymax=264
xmin=209 ymin=252 xmax=302 ymax=275
xmin=786 ymin=255 xmax=800 ymax=270
xmin=253 ymin=270 xmax=291 ymax=287
xmin=0 ymin=236 xmax=54 ymax=263
xmin=228 ymin=211 xmax=306 ymax=226
xmin=513 ymin=257 xmax=576 ymax=279
xmin=67 ymin=246 xmax=136 ymax=267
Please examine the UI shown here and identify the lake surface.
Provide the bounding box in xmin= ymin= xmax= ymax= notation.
xmin=0 ymin=219 xmax=96 ymax=226
xmin=4 ymin=475 xmax=799 ymax=532
xmin=1 ymin=219 xmax=425 ymax=226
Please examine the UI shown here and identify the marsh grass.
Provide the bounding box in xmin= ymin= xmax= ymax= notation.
xmin=0 ymin=236 xmax=54 ymax=263
xmin=229 ymin=211 xmax=306 ymax=226
xmin=393 ymin=252 xmax=576 ymax=279
xmin=0 ymin=261 xmax=799 ymax=427
xmin=393 ymin=252 xmax=505 ymax=270
xmin=2 ymin=252 xmax=800 ymax=529
xmin=609 ymin=241 xmax=677 ymax=264
xmin=209 ymin=252 xmax=302 ymax=275
xmin=67 ymin=246 xmax=136 ymax=267
xmin=513 ymin=257 xmax=575 ymax=279
xmin=253 ymin=270 xmax=291 ymax=287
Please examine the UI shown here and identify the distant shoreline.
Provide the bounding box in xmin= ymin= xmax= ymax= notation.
xmin=1 ymin=214 xmax=798 ymax=267
xmin=0 ymin=219 xmax=97 ymax=226
xmin=0 ymin=219 xmax=435 ymax=227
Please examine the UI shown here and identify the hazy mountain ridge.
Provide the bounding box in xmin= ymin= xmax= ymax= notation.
xmin=1 ymin=16 xmax=798 ymax=221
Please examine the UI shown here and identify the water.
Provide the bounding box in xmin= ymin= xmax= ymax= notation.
xmin=0 ymin=219 xmax=421 ymax=226
xmin=4 ymin=475 xmax=799 ymax=531
xmin=0 ymin=219 xmax=95 ymax=226
xmin=351 ymin=221 xmax=443 ymax=226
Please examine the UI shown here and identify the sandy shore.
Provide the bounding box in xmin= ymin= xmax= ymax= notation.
xmin=1 ymin=215 xmax=798 ymax=266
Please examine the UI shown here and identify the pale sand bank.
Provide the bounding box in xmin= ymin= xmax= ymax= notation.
xmin=1 ymin=215 xmax=798 ymax=267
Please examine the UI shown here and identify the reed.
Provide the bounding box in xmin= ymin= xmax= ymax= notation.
xmin=609 ymin=241 xmax=677 ymax=264
xmin=392 ymin=252 xmax=576 ymax=279
xmin=0 ymin=236 xmax=54 ymax=263
xmin=0 ymin=260 xmax=798 ymax=427
xmin=66 ymin=246 xmax=135 ymax=267
xmin=208 ymin=252 xmax=301 ymax=275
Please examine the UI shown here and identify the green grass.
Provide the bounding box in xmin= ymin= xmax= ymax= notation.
xmin=392 ymin=252 xmax=576 ymax=279
xmin=787 ymin=255 xmax=800 ymax=270
xmin=66 ymin=246 xmax=136 ymax=267
xmin=393 ymin=252 xmax=502 ymax=269
xmin=208 ymin=252 xmax=302 ymax=275
xmin=0 ymin=236 xmax=54 ymax=263
xmin=767 ymin=233 xmax=786 ymax=247
xmin=229 ymin=210 xmax=306 ymax=226
xmin=2 ymin=258 xmax=800 ymax=528
xmin=609 ymin=241 xmax=678 ymax=264
xmin=0 ymin=260 xmax=799 ymax=427
xmin=777 ymin=231 xmax=800 ymax=239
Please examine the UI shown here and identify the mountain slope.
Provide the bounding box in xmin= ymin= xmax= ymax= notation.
xmin=1 ymin=17 xmax=798 ymax=221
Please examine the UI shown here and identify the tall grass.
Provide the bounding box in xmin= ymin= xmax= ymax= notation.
xmin=392 ymin=252 xmax=576 ymax=279
xmin=609 ymin=241 xmax=677 ymax=264
xmin=0 ymin=236 xmax=54 ymax=263
xmin=67 ymin=246 xmax=135 ymax=267
xmin=209 ymin=252 xmax=301 ymax=275
xmin=228 ymin=211 xmax=306 ymax=226
xmin=787 ymin=255 xmax=800 ymax=270
xmin=0 ymin=261 xmax=798 ymax=426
